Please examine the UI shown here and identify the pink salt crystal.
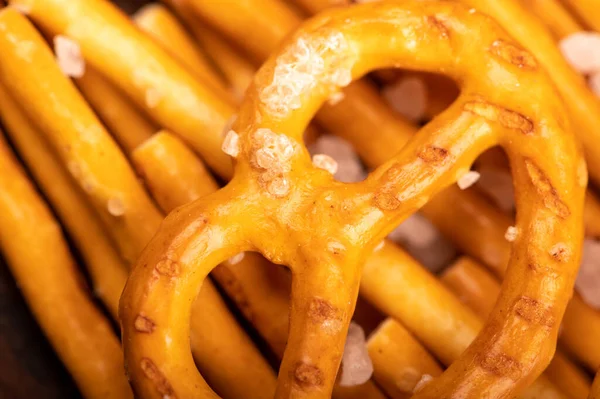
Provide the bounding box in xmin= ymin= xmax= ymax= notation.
xmin=575 ymin=239 xmax=600 ymax=309
xmin=382 ymin=77 xmax=427 ymax=122
xmin=339 ymin=322 xmax=374 ymax=387
xmin=559 ymin=32 xmax=600 ymax=74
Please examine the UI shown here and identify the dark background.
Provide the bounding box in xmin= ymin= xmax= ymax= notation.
xmin=0 ymin=2 xmax=147 ymax=398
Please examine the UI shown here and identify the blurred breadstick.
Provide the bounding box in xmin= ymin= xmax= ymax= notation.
xmin=441 ymin=257 xmax=592 ymax=399
xmin=440 ymin=257 xmax=500 ymax=319
xmin=559 ymin=0 xmax=600 ymax=32
xmin=131 ymin=131 xmax=386 ymax=399
xmin=132 ymin=131 xmax=217 ymax=210
xmin=0 ymin=8 xmax=163 ymax=263
xmin=361 ymin=241 xmax=566 ymax=397
xmin=0 ymin=133 xmax=132 ymax=399
xmin=520 ymin=0 xmax=582 ymax=39
xmin=562 ymin=295 xmax=600 ymax=371
xmin=133 ymin=3 xmax=229 ymax=94
xmin=172 ymin=10 xmax=255 ymax=100
xmin=0 ymin=10 xmax=280 ymax=397
xmin=0 ymin=84 xmax=127 ymax=320
xmin=9 ymin=0 xmax=235 ymax=178
xmin=75 ymin=66 xmax=155 ymax=154
xmin=367 ymin=319 xmax=443 ymax=399
xmin=292 ymin=0 xmax=349 ymax=14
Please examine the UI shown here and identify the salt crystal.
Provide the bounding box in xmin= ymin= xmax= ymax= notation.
xmin=457 ymin=170 xmax=480 ymax=190
xmin=307 ymin=135 xmax=367 ymax=183
xmin=339 ymin=322 xmax=374 ymax=387
xmin=54 ymin=35 xmax=85 ymax=78
xmin=107 ymin=197 xmax=125 ymax=216
xmin=382 ymin=77 xmax=427 ymax=122
xmin=559 ymin=32 xmax=600 ymax=74
xmin=328 ymin=91 xmax=345 ymax=105
xmin=228 ymin=252 xmax=245 ymax=265
xmin=504 ymin=226 xmax=518 ymax=242
xmin=413 ymin=374 xmax=433 ymax=393
xmin=222 ymin=130 xmax=240 ymax=158
xmin=575 ymin=239 xmax=600 ymax=309
xmin=312 ymin=154 xmax=338 ymax=175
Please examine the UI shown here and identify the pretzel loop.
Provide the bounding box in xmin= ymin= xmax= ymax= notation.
xmin=122 ymin=2 xmax=585 ymax=398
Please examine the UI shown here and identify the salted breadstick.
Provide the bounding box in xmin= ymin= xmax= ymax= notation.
xmin=0 ymin=133 xmax=132 ymax=399
xmin=0 ymin=84 xmax=127 ymax=320
xmin=133 ymin=3 xmax=229 ymax=94
xmin=367 ymin=319 xmax=443 ymax=399
xmin=75 ymin=66 xmax=155 ymax=154
xmin=0 ymin=8 xmax=163 ymax=263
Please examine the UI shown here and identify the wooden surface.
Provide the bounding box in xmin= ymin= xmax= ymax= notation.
xmin=0 ymin=2 xmax=146 ymax=398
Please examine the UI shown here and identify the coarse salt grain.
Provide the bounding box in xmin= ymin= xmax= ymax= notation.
xmin=373 ymin=241 xmax=385 ymax=252
xmin=559 ymin=32 xmax=600 ymax=74
xmin=339 ymin=322 xmax=374 ymax=387
xmin=413 ymin=374 xmax=433 ymax=393
xmin=307 ymin=135 xmax=367 ymax=183
xmin=145 ymin=88 xmax=162 ymax=108
xmin=457 ymin=170 xmax=480 ymax=190
xmin=382 ymin=77 xmax=427 ymax=122
xmin=505 ymin=226 xmax=518 ymax=242
xmin=328 ymin=91 xmax=345 ymax=105
xmin=575 ymin=239 xmax=600 ymax=309
xmin=107 ymin=197 xmax=125 ymax=216
xmin=312 ymin=154 xmax=338 ymax=175
xmin=228 ymin=252 xmax=245 ymax=265
xmin=222 ymin=130 xmax=240 ymax=158
xmin=54 ymin=35 xmax=85 ymax=78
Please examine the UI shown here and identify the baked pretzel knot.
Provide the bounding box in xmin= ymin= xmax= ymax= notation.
xmin=120 ymin=2 xmax=586 ymax=398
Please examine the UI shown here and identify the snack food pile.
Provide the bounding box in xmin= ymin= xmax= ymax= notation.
xmin=0 ymin=0 xmax=599 ymax=398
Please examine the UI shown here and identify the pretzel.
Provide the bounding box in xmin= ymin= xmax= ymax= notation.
xmin=131 ymin=125 xmax=387 ymax=399
xmin=0 ymin=132 xmax=133 ymax=399
xmin=453 ymin=0 xmax=600 ymax=184
xmin=118 ymin=1 xmax=586 ymax=398
xmin=0 ymin=83 xmax=127 ymax=320
xmin=440 ymin=257 xmax=592 ymax=399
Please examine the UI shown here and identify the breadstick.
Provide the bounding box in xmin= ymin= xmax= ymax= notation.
xmin=0 ymin=84 xmax=127 ymax=320
xmin=367 ymin=319 xmax=443 ymax=399
xmin=133 ymin=3 xmax=229 ymax=95
xmin=75 ymin=66 xmax=155 ymax=155
xmin=559 ymin=0 xmax=600 ymax=32
xmin=520 ymin=0 xmax=582 ymax=39
xmin=8 ymin=0 xmax=235 ymax=178
xmin=122 ymin=2 xmax=584 ymax=397
xmin=0 ymin=8 xmax=163 ymax=263
xmin=0 ymin=132 xmax=132 ymax=399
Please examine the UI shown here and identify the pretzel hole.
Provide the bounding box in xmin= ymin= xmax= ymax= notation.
xmin=472 ymin=147 xmax=516 ymax=216
xmin=210 ymin=250 xmax=384 ymax=386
